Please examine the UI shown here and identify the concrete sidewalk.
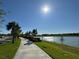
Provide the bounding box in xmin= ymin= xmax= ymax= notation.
xmin=13 ymin=37 xmax=52 ymax=59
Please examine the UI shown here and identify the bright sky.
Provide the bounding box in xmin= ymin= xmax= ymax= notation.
xmin=2 ymin=0 xmax=79 ymax=34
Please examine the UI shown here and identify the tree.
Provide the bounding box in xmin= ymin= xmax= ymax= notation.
xmin=25 ymin=31 xmax=29 ymax=37
xmin=32 ymin=29 xmax=38 ymax=36
xmin=0 ymin=9 xmax=6 ymax=17
xmin=20 ymin=32 xmax=24 ymax=37
xmin=0 ymin=0 xmax=6 ymax=33
xmin=28 ymin=31 xmax=31 ymax=35
xmin=14 ymin=24 xmax=21 ymax=39
xmin=6 ymin=21 xmax=21 ymax=43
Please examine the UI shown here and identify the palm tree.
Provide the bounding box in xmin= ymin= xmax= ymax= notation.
xmin=6 ymin=21 xmax=21 ymax=43
xmin=14 ymin=24 xmax=21 ymax=38
xmin=32 ymin=29 xmax=38 ymax=36
xmin=0 ymin=1 xmax=6 ymax=24
xmin=0 ymin=1 xmax=6 ymax=34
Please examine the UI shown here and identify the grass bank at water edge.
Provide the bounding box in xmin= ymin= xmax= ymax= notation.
xmin=35 ymin=41 xmax=79 ymax=59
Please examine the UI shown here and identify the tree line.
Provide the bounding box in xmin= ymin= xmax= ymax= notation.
xmin=21 ymin=29 xmax=38 ymax=38
xmin=42 ymin=33 xmax=79 ymax=36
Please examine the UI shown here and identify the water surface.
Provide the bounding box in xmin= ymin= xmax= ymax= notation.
xmin=40 ymin=36 xmax=79 ymax=48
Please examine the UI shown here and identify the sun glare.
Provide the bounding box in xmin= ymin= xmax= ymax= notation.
xmin=42 ymin=5 xmax=50 ymax=14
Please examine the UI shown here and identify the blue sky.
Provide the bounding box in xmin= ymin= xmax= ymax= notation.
xmin=2 ymin=0 xmax=79 ymax=34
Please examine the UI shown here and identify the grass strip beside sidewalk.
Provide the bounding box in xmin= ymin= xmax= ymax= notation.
xmin=0 ymin=39 xmax=21 ymax=59
xmin=35 ymin=41 xmax=79 ymax=59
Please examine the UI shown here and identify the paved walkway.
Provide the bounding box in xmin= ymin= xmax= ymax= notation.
xmin=13 ymin=37 xmax=52 ymax=59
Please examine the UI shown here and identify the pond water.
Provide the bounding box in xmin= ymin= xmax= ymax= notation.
xmin=40 ymin=36 xmax=79 ymax=48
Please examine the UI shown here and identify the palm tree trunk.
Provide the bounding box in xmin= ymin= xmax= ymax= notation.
xmin=12 ymin=36 xmax=15 ymax=43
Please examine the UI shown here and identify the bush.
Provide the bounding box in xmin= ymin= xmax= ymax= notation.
xmin=33 ymin=38 xmax=41 ymax=42
xmin=25 ymin=36 xmax=41 ymax=42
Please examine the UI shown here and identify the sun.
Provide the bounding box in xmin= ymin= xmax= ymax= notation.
xmin=42 ymin=5 xmax=50 ymax=14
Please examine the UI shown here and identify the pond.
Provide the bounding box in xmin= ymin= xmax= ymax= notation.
xmin=39 ymin=36 xmax=79 ymax=48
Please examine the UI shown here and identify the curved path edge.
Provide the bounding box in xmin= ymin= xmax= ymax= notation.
xmin=13 ymin=37 xmax=52 ymax=59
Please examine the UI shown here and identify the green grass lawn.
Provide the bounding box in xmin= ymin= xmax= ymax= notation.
xmin=0 ymin=39 xmax=21 ymax=59
xmin=35 ymin=41 xmax=79 ymax=59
